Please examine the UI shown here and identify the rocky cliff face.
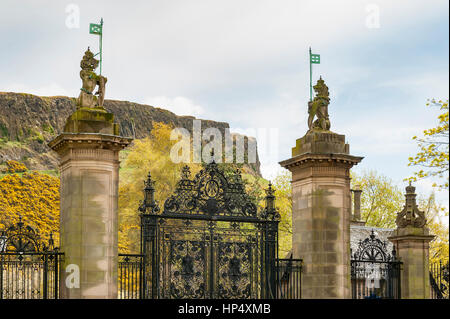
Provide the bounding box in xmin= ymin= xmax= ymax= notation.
xmin=0 ymin=92 xmax=261 ymax=176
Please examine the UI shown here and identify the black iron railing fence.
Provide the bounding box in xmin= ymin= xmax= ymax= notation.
xmin=117 ymin=255 xmax=303 ymax=299
xmin=351 ymin=259 xmax=402 ymax=299
xmin=430 ymin=260 xmax=449 ymax=299
xmin=275 ymin=258 xmax=302 ymax=299
xmin=118 ymin=253 xmax=144 ymax=299
xmin=0 ymin=251 xmax=63 ymax=299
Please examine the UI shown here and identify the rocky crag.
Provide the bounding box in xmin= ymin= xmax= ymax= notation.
xmin=0 ymin=92 xmax=261 ymax=176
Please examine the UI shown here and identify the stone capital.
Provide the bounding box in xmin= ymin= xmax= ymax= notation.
xmin=49 ymin=133 xmax=132 ymax=156
xmin=388 ymin=229 xmax=435 ymax=246
xmin=280 ymin=153 xmax=363 ymax=169
xmin=389 ymin=226 xmax=434 ymax=240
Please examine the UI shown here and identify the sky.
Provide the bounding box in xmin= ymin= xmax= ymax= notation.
xmin=0 ymin=0 xmax=448 ymax=210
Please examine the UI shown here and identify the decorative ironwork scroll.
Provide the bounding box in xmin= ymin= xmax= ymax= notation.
xmin=0 ymin=216 xmax=54 ymax=253
xmin=162 ymin=163 xmax=260 ymax=219
xmin=217 ymin=241 xmax=253 ymax=299
xmin=352 ymin=229 xmax=395 ymax=262
xmin=170 ymin=239 xmax=206 ymax=299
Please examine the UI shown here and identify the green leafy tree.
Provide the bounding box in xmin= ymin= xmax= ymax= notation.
xmin=351 ymin=170 xmax=404 ymax=228
xmin=407 ymin=99 xmax=449 ymax=190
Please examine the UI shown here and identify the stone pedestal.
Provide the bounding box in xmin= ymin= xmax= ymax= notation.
xmin=63 ymin=107 xmax=120 ymax=135
xmin=49 ymin=111 xmax=131 ymax=298
xmin=388 ymin=184 xmax=434 ymax=299
xmin=389 ymin=228 xmax=434 ymax=299
xmin=280 ymin=130 xmax=363 ymax=298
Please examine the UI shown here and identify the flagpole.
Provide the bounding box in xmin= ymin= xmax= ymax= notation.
xmin=99 ymin=18 xmax=103 ymax=75
xmin=309 ymin=47 xmax=312 ymax=101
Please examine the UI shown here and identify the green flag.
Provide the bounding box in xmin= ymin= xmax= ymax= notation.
xmin=310 ymin=53 xmax=320 ymax=64
xmin=89 ymin=19 xmax=104 ymax=75
xmin=309 ymin=48 xmax=320 ymax=101
xmin=89 ymin=23 xmax=102 ymax=35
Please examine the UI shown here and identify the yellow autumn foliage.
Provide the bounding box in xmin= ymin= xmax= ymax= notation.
xmin=419 ymin=193 xmax=450 ymax=264
xmin=2 ymin=160 xmax=27 ymax=174
xmin=118 ymin=122 xmax=202 ymax=253
xmin=271 ymin=171 xmax=293 ymax=258
xmin=0 ymin=171 xmax=60 ymax=247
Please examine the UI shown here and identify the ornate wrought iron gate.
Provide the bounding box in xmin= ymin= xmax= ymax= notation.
xmin=138 ymin=161 xmax=280 ymax=299
xmin=351 ymin=230 xmax=401 ymax=299
xmin=0 ymin=217 xmax=63 ymax=299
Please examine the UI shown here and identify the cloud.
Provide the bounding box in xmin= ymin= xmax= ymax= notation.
xmin=341 ymin=120 xmax=420 ymax=155
xmin=377 ymin=73 xmax=450 ymax=98
xmin=260 ymin=164 xmax=289 ymax=183
xmin=143 ymin=96 xmax=205 ymax=117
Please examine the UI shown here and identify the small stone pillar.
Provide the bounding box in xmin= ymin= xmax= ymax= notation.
xmin=48 ymin=48 xmax=132 ymax=298
xmin=351 ymin=186 xmax=365 ymax=226
xmin=280 ymin=131 xmax=362 ymax=299
xmin=388 ymin=183 xmax=434 ymax=299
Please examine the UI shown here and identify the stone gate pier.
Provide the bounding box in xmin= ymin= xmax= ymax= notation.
xmin=49 ymin=48 xmax=132 ymax=298
xmin=389 ymin=183 xmax=435 ymax=299
xmin=280 ymin=78 xmax=363 ymax=298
